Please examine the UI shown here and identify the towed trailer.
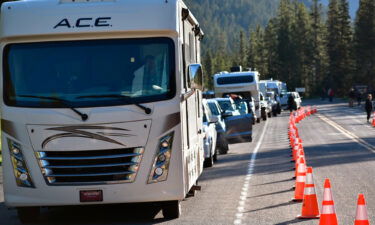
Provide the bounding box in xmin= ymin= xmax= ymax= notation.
xmin=1 ymin=0 xmax=205 ymax=222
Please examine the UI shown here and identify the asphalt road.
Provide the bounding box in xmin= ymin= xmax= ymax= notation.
xmin=0 ymin=99 xmax=374 ymax=225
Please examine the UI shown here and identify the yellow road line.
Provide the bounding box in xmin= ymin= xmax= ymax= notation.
xmin=317 ymin=114 xmax=375 ymax=152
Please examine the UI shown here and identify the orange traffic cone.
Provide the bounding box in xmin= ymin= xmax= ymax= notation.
xmin=293 ymin=160 xmax=306 ymax=201
xmin=354 ymin=194 xmax=369 ymax=225
xmin=294 ymin=156 xmax=306 ymax=178
xmin=297 ymin=167 xmax=320 ymax=219
xmin=319 ymin=179 xmax=338 ymax=225
xmin=292 ymin=145 xmax=302 ymax=162
xmin=372 ymin=112 xmax=375 ymax=127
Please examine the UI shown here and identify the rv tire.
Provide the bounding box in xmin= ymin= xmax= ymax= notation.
xmin=162 ymin=201 xmax=181 ymax=219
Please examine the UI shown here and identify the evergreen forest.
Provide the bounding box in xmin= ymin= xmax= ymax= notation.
xmin=185 ymin=0 xmax=375 ymax=97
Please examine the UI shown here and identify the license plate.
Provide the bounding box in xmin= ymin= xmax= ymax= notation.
xmin=80 ymin=190 xmax=103 ymax=202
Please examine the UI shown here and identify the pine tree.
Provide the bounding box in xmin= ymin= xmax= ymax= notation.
xmin=247 ymin=25 xmax=265 ymax=76
xmin=337 ymin=0 xmax=354 ymax=94
xmin=310 ymin=0 xmax=328 ymax=96
xmin=263 ymin=18 xmax=279 ymax=79
xmin=354 ymin=0 xmax=375 ymax=86
xmin=290 ymin=2 xmax=313 ymax=95
xmin=326 ymin=0 xmax=341 ymax=90
xmin=276 ymin=0 xmax=294 ymax=86
xmin=203 ymin=51 xmax=214 ymax=90
xmin=213 ymin=32 xmax=230 ymax=73
xmin=238 ymin=30 xmax=247 ymax=67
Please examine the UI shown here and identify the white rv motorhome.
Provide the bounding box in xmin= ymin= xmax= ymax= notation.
xmin=213 ymin=71 xmax=262 ymax=122
xmin=1 ymin=0 xmax=205 ymax=222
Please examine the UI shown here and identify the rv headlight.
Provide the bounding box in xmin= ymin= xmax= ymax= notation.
xmin=7 ymin=139 xmax=34 ymax=188
xmin=148 ymin=132 xmax=174 ymax=184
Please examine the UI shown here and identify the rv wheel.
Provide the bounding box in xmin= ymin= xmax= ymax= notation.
xmin=162 ymin=201 xmax=181 ymax=219
xmin=17 ymin=207 xmax=40 ymax=224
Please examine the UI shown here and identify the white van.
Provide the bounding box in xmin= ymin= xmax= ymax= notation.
xmin=1 ymin=0 xmax=204 ymax=222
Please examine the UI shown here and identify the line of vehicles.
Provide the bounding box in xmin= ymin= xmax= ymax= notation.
xmin=200 ymin=66 xmax=303 ymax=169
xmin=0 ymin=0 xmax=302 ymax=223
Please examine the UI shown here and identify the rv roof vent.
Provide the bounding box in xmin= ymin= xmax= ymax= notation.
xmin=230 ymin=66 xmax=242 ymax=72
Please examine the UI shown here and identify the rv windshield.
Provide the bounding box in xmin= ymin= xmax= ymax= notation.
xmin=4 ymin=38 xmax=175 ymax=108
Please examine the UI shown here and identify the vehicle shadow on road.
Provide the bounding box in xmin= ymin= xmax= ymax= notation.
xmin=247 ymin=188 xmax=293 ymax=198
xmin=274 ymin=218 xmax=310 ymax=225
xmin=243 ymin=201 xmax=299 ymax=213
xmin=301 ymin=141 xmax=375 ymax=169
xmin=0 ymin=202 xmax=173 ymax=225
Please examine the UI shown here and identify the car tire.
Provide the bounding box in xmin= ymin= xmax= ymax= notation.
xmin=162 ymin=201 xmax=181 ymax=219
xmin=273 ymin=111 xmax=277 ymax=116
xmin=204 ymin=153 xmax=214 ymax=167
xmin=204 ymin=142 xmax=214 ymax=167
xmin=213 ymin=148 xmax=218 ymax=162
xmin=219 ymin=142 xmax=229 ymax=154
xmin=17 ymin=207 xmax=40 ymax=224
xmin=277 ymin=107 xmax=282 ymax=114
xmin=256 ymin=118 xmax=261 ymax=123
xmin=268 ymin=112 xmax=272 ymax=118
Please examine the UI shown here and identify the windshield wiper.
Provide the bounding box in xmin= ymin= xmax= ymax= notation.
xmin=18 ymin=95 xmax=88 ymax=121
xmin=76 ymin=94 xmax=152 ymax=115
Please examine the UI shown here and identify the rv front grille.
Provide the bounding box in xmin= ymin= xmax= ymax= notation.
xmin=36 ymin=148 xmax=144 ymax=185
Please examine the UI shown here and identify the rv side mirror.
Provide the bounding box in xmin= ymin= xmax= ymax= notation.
xmin=209 ymin=117 xmax=219 ymax=124
xmin=188 ymin=64 xmax=203 ymax=91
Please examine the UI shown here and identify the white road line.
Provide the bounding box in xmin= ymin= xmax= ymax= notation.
xmin=317 ymin=114 xmax=375 ymax=152
xmin=233 ymin=119 xmax=269 ymax=225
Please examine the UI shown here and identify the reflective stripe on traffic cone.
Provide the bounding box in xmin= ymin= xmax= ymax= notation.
xmin=293 ymin=162 xmax=306 ymax=201
xmin=319 ymin=179 xmax=338 ymax=225
xmin=292 ymin=145 xmax=301 ymax=162
xmin=297 ymin=167 xmax=320 ymax=219
xmin=295 ymin=155 xmax=306 ymax=178
xmin=354 ymin=194 xmax=369 ymax=225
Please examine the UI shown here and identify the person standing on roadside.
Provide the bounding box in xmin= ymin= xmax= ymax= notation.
xmin=288 ymin=95 xmax=296 ymax=112
xmin=321 ymin=87 xmax=326 ymax=101
xmin=365 ymin=94 xmax=373 ymax=123
xmin=349 ymin=88 xmax=355 ymax=107
xmin=327 ymin=88 xmax=334 ymax=102
xmin=356 ymin=89 xmax=362 ymax=106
